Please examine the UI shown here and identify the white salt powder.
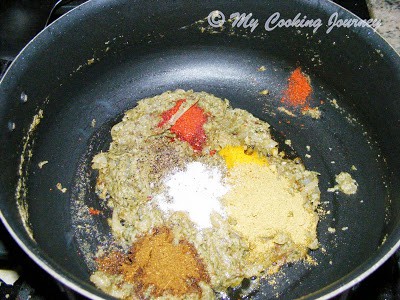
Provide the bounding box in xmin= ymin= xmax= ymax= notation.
xmin=155 ymin=161 xmax=229 ymax=229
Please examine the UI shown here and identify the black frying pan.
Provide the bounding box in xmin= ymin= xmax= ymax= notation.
xmin=1 ymin=0 xmax=400 ymax=299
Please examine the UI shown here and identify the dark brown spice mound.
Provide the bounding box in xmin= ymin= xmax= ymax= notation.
xmin=96 ymin=227 xmax=210 ymax=298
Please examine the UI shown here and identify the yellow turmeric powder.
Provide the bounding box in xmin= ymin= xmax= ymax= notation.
xmin=218 ymin=146 xmax=268 ymax=169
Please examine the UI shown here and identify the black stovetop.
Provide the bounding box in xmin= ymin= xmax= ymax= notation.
xmin=0 ymin=1 xmax=399 ymax=300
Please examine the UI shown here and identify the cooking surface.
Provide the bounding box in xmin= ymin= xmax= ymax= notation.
xmin=0 ymin=1 xmax=399 ymax=299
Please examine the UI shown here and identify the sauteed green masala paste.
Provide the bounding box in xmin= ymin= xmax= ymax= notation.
xmin=90 ymin=90 xmax=321 ymax=299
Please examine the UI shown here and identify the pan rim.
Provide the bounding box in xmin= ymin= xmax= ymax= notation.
xmin=0 ymin=211 xmax=107 ymax=300
xmin=0 ymin=0 xmax=109 ymax=298
xmin=1 ymin=0 xmax=400 ymax=299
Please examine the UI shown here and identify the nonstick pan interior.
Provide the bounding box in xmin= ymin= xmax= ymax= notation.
xmin=1 ymin=0 xmax=400 ymax=299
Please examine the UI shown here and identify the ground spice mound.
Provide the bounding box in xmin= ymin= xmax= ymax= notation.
xmin=222 ymin=163 xmax=318 ymax=263
xmin=98 ymin=227 xmax=210 ymax=298
xmin=281 ymin=67 xmax=312 ymax=107
xmin=158 ymin=99 xmax=207 ymax=151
